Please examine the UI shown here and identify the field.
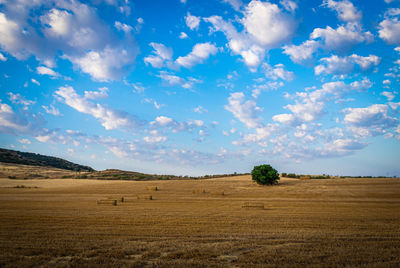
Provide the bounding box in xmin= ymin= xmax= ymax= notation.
xmin=0 ymin=163 xmax=399 ymax=267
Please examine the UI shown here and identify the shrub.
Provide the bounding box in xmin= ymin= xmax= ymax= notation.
xmin=287 ymin=173 xmax=298 ymax=178
xmin=251 ymin=164 xmax=279 ymax=185
xmin=281 ymin=172 xmax=287 ymax=177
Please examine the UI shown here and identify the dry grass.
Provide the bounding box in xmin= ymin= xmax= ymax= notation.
xmin=0 ymin=163 xmax=399 ymax=267
xmin=242 ymin=202 xmax=264 ymax=209
xmin=147 ymin=186 xmax=158 ymax=191
xmin=97 ymin=199 xmax=118 ymax=206
xmin=137 ymin=194 xmax=153 ymax=200
xmin=192 ymin=189 xmax=206 ymax=194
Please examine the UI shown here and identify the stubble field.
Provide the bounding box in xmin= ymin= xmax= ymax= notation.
xmin=0 ymin=163 xmax=399 ymax=267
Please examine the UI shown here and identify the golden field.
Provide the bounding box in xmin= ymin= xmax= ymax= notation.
xmin=0 ymin=163 xmax=399 ymax=267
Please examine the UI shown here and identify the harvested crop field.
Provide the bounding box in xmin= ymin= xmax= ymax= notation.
xmin=0 ymin=167 xmax=399 ymax=267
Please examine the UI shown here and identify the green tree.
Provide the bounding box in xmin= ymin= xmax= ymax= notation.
xmin=251 ymin=164 xmax=279 ymax=185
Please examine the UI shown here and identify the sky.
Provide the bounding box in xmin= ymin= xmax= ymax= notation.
xmin=0 ymin=0 xmax=400 ymax=176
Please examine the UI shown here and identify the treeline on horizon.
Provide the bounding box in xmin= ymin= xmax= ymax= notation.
xmin=0 ymin=148 xmax=94 ymax=172
xmin=67 ymin=170 xmax=250 ymax=181
xmin=281 ymin=172 xmax=396 ymax=179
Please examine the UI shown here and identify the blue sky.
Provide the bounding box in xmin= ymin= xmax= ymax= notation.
xmin=1 ymin=0 xmax=400 ymax=176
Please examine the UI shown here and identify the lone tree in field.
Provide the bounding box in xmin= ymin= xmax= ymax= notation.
xmin=251 ymin=164 xmax=279 ymax=185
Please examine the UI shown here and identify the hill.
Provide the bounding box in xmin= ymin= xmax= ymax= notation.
xmin=0 ymin=148 xmax=94 ymax=172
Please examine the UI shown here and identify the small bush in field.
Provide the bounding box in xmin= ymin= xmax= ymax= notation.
xmin=251 ymin=164 xmax=279 ymax=185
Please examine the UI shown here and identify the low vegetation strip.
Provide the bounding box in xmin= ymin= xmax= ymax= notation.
xmin=242 ymin=202 xmax=264 ymax=209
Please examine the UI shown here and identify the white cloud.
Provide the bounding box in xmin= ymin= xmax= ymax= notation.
xmin=185 ymin=12 xmax=200 ymax=30
xmin=157 ymin=71 xmax=200 ymax=89
xmin=143 ymin=135 xmax=167 ymax=143
xmin=114 ymin=21 xmax=133 ymax=33
xmin=31 ymin=78 xmax=40 ymax=86
xmin=0 ymin=2 xmax=139 ymax=81
xmin=152 ymin=116 xmax=173 ymax=127
xmin=193 ymin=106 xmax=208 ymax=114
xmin=204 ymin=0 xmax=296 ymax=70
xmin=273 ymin=79 xmax=372 ymax=126
xmin=144 ymin=42 xmax=173 ymax=68
xmin=323 ymin=0 xmax=362 ymax=22
xmin=315 ymin=54 xmax=380 ymax=75
xmin=0 ymin=52 xmax=6 ymax=61
xmin=381 ymin=91 xmax=395 ymax=101
xmin=243 ymin=0 xmax=296 ymax=48
xmin=225 ymin=92 xmax=263 ymax=128
xmin=389 ymin=102 xmax=400 ymax=110
xmin=84 ymin=87 xmax=109 ymax=100
xmin=343 ymin=104 xmax=398 ymax=136
xmin=310 ymin=23 xmax=373 ymax=52
xmin=222 ymin=0 xmax=243 ymax=11
xmin=263 ymin=63 xmax=294 ymax=81
xmin=143 ymin=98 xmax=164 ymax=110
xmin=283 ymin=40 xmax=319 ymax=63
xmin=0 ymin=100 xmax=30 ymax=134
xmin=149 ymin=116 xmax=205 ymax=133
xmin=8 ymin=92 xmax=35 ymax=109
xmin=233 ymin=125 xmax=277 ymax=146
xmin=42 ymin=104 xmax=60 ymax=116
xmin=176 ymin=42 xmax=218 ymax=68
xmin=179 ymin=32 xmax=188 ymax=39
xmin=67 ymin=46 xmax=138 ymax=81
xmin=55 ymin=86 xmax=143 ymax=130
xmin=18 ymin=138 xmax=31 ymax=144
xmin=280 ymin=0 xmax=297 ymax=13
xmin=379 ymin=17 xmax=400 ymax=45
xmin=36 ymin=66 xmax=60 ymax=77
xmin=0 ymin=12 xmax=28 ymax=60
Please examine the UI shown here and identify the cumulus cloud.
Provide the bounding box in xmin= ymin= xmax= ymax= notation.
xmin=36 ymin=66 xmax=60 ymax=77
xmin=193 ymin=106 xmax=208 ymax=114
xmin=225 ymin=92 xmax=263 ymax=128
xmin=343 ymin=104 xmax=398 ymax=136
xmin=379 ymin=17 xmax=400 ymax=45
xmin=323 ymin=0 xmax=362 ymax=22
xmin=280 ymin=0 xmax=297 ymax=13
xmin=67 ymin=45 xmax=138 ymax=81
xmin=176 ymin=42 xmax=218 ymax=68
xmin=149 ymin=116 xmax=205 ymax=133
xmin=263 ymin=63 xmax=294 ymax=81
xmin=179 ymin=32 xmax=188 ymax=39
xmin=84 ymin=87 xmax=109 ymax=100
xmin=157 ymin=71 xmax=201 ymax=89
xmin=0 ymin=99 xmax=31 ymax=134
xmin=42 ymin=104 xmax=61 ymax=116
xmin=284 ymin=1 xmax=371 ymax=63
xmin=315 ymin=54 xmax=381 ymax=75
xmin=18 ymin=138 xmax=31 ymax=144
xmin=222 ymin=0 xmax=243 ymax=11
xmin=0 ymin=1 xmax=138 ymax=81
xmin=55 ymin=86 xmax=144 ymax=130
xmin=114 ymin=21 xmax=133 ymax=33
xmin=310 ymin=23 xmax=373 ymax=52
xmin=381 ymin=91 xmax=395 ymax=101
xmin=185 ymin=13 xmax=200 ymax=30
xmin=243 ymin=0 xmax=296 ymax=47
xmin=144 ymin=42 xmax=173 ymax=68
xmin=283 ymin=40 xmax=319 ymax=63
xmin=0 ymin=52 xmax=6 ymax=61
xmin=232 ymin=124 xmax=277 ymax=147
xmin=204 ymin=0 xmax=296 ymax=70
xmin=273 ymin=79 xmax=372 ymax=126
xmin=8 ymin=92 xmax=35 ymax=109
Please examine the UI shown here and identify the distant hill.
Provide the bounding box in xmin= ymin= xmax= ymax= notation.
xmin=0 ymin=148 xmax=94 ymax=172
